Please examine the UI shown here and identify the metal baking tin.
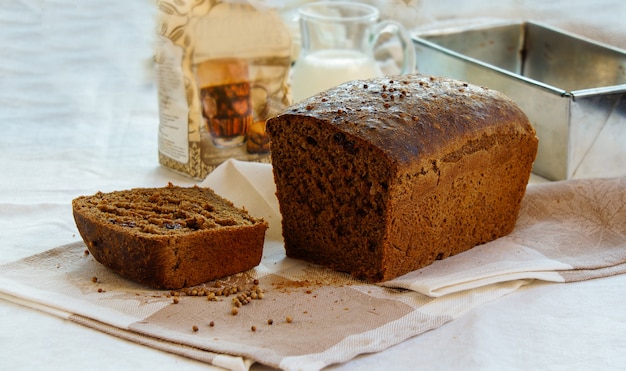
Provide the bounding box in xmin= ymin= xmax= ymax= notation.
xmin=412 ymin=21 xmax=626 ymax=180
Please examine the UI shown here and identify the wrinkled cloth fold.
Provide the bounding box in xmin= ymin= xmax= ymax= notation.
xmin=0 ymin=159 xmax=624 ymax=371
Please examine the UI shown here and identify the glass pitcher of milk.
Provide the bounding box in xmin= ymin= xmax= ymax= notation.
xmin=290 ymin=1 xmax=415 ymax=103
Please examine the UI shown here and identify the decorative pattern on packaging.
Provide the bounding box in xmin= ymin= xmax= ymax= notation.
xmin=155 ymin=0 xmax=291 ymax=179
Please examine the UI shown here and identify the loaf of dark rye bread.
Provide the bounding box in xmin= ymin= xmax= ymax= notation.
xmin=72 ymin=184 xmax=268 ymax=289
xmin=267 ymin=74 xmax=538 ymax=282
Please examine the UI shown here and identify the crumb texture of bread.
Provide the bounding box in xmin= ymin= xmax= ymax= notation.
xmin=72 ymin=184 xmax=268 ymax=289
xmin=267 ymin=74 xmax=538 ymax=282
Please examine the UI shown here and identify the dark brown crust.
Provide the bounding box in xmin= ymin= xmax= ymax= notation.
xmin=277 ymin=75 xmax=534 ymax=171
xmin=72 ymin=186 xmax=268 ymax=289
xmin=267 ymin=74 xmax=538 ymax=282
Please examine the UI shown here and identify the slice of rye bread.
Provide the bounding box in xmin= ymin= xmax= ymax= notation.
xmin=72 ymin=184 xmax=268 ymax=289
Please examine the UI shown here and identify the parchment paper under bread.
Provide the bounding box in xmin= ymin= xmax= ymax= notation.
xmin=0 ymin=159 xmax=624 ymax=371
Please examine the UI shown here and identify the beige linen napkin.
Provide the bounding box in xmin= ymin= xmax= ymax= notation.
xmin=0 ymin=159 xmax=624 ymax=371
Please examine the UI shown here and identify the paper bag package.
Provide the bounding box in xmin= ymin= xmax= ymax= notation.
xmin=154 ymin=0 xmax=292 ymax=179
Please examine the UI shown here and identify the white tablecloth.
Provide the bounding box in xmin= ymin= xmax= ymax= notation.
xmin=1 ymin=0 xmax=625 ymax=370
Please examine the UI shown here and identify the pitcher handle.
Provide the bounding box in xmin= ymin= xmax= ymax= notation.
xmin=371 ymin=20 xmax=416 ymax=75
